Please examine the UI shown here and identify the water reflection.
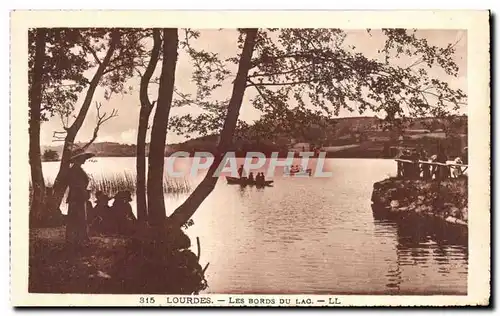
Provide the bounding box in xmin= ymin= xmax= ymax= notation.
xmin=372 ymin=205 xmax=468 ymax=294
xmin=40 ymin=158 xmax=467 ymax=294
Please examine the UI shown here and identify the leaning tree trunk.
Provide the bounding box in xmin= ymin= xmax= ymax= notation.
xmin=48 ymin=33 xmax=118 ymax=213
xmin=28 ymin=28 xmax=47 ymax=226
xmin=147 ymin=28 xmax=178 ymax=224
xmin=136 ymin=29 xmax=161 ymax=223
xmin=168 ymin=28 xmax=258 ymax=228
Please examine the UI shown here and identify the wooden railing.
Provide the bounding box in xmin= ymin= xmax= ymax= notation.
xmin=395 ymin=158 xmax=468 ymax=180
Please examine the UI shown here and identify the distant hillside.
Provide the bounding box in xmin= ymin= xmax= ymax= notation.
xmin=42 ymin=115 xmax=467 ymax=159
xmin=42 ymin=142 xmax=140 ymax=157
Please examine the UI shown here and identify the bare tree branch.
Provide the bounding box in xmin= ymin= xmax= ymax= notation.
xmin=103 ymin=61 xmax=137 ymax=75
xmin=78 ymin=101 xmax=119 ymax=152
xmin=247 ymin=63 xmax=313 ymax=78
xmin=246 ymin=79 xmax=320 ymax=87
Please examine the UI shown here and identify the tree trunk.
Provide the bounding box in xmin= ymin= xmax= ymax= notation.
xmin=136 ymin=108 xmax=151 ymax=222
xmin=147 ymin=28 xmax=178 ymax=224
xmin=28 ymin=28 xmax=47 ymax=226
xmin=136 ymin=29 xmax=161 ymax=223
xmin=168 ymin=29 xmax=258 ymax=228
xmin=48 ymin=33 xmax=119 ymax=212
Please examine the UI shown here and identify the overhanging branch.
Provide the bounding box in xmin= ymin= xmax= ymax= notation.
xmin=82 ymin=42 xmax=102 ymax=66
xmin=78 ymin=101 xmax=118 ymax=152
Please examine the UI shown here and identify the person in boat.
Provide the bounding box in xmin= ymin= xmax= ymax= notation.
xmin=65 ymin=151 xmax=95 ymax=245
xmin=238 ymin=165 xmax=245 ymax=178
xmin=111 ymin=190 xmax=136 ymax=235
xmin=248 ymin=172 xmax=255 ymax=183
xmin=255 ymin=172 xmax=264 ymax=185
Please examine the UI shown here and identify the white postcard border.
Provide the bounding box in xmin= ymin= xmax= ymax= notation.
xmin=10 ymin=10 xmax=490 ymax=307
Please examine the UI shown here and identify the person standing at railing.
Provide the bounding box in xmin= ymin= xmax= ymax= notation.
xmin=461 ymin=147 xmax=468 ymax=165
xmin=435 ymin=145 xmax=448 ymax=180
xmin=452 ymin=157 xmax=464 ymax=178
xmin=399 ymin=150 xmax=411 ymax=178
xmin=409 ymin=150 xmax=420 ymax=179
xmin=396 ymin=148 xmax=404 ymax=178
xmin=418 ymin=147 xmax=430 ymax=179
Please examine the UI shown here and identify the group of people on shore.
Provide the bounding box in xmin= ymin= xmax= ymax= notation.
xmin=396 ymin=145 xmax=468 ymax=180
xmin=65 ymin=152 xmax=136 ymax=246
xmin=87 ymin=190 xmax=136 ymax=235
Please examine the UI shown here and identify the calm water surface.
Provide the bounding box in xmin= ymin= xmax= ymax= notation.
xmin=41 ymin=158 xmax=467 ymax=294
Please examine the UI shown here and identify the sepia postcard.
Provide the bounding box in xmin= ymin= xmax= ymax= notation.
xmin=10 ymin=10 xmax=490 ymax=307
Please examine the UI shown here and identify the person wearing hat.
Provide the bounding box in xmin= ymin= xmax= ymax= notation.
xmin=65 ymin=151 xmax=95 ymax=245
xmin=111 ymin=190 xmax=136 ymax=235
xmin=89 ymin=191 xmax=110 ymax=233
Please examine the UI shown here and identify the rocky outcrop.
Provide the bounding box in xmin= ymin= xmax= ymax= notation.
xmin=371 ymin=177 xmax=468 ymax=228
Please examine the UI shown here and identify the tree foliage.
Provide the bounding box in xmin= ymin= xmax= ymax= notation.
xmin=168 ymin=29 xmax=232 ymax=138
xmin=28 ymin=28 xmax=148 ymax=126
xmin=168 ymin=28 xmax=467 ymax=140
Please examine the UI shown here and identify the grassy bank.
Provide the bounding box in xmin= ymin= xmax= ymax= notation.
xmin=88 ymin=172 xmax=191 ymax=196
xmin=29 ymin=172 xmax=192 ymax=200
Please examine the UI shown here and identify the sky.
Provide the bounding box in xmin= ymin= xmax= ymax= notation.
xmin=39 ymin=29 xmax=467 ymax=146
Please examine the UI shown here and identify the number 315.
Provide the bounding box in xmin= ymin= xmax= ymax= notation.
xmin=140 ymin=297 xmax=155 ymax=304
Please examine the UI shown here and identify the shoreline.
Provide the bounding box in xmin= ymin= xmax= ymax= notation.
xmin=29 ymin=226 xmax=208 ymax=294
xmin=371 ymin=177 xmax=468 ymax=241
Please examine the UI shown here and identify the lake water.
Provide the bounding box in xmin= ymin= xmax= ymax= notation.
xmin=40 ymin=157 xmax=468 ymax=295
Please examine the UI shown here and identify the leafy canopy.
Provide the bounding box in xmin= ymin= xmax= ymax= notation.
xmin=168 ymin=28 xmax=466 ymax=140
xmin=28 ymin=28 xmax=149 ymax=122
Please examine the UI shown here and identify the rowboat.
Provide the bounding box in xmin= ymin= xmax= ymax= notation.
xmin=284 ymin=168 xmax=312 ymax=176
xmin=226 ymin=176 xmax=274 ymax=187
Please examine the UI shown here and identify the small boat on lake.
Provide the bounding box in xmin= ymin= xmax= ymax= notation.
xmin=284 ymin=167 xmax=313 ymax=177
xmin=226 ymin=176 xmax=274 ymax=187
